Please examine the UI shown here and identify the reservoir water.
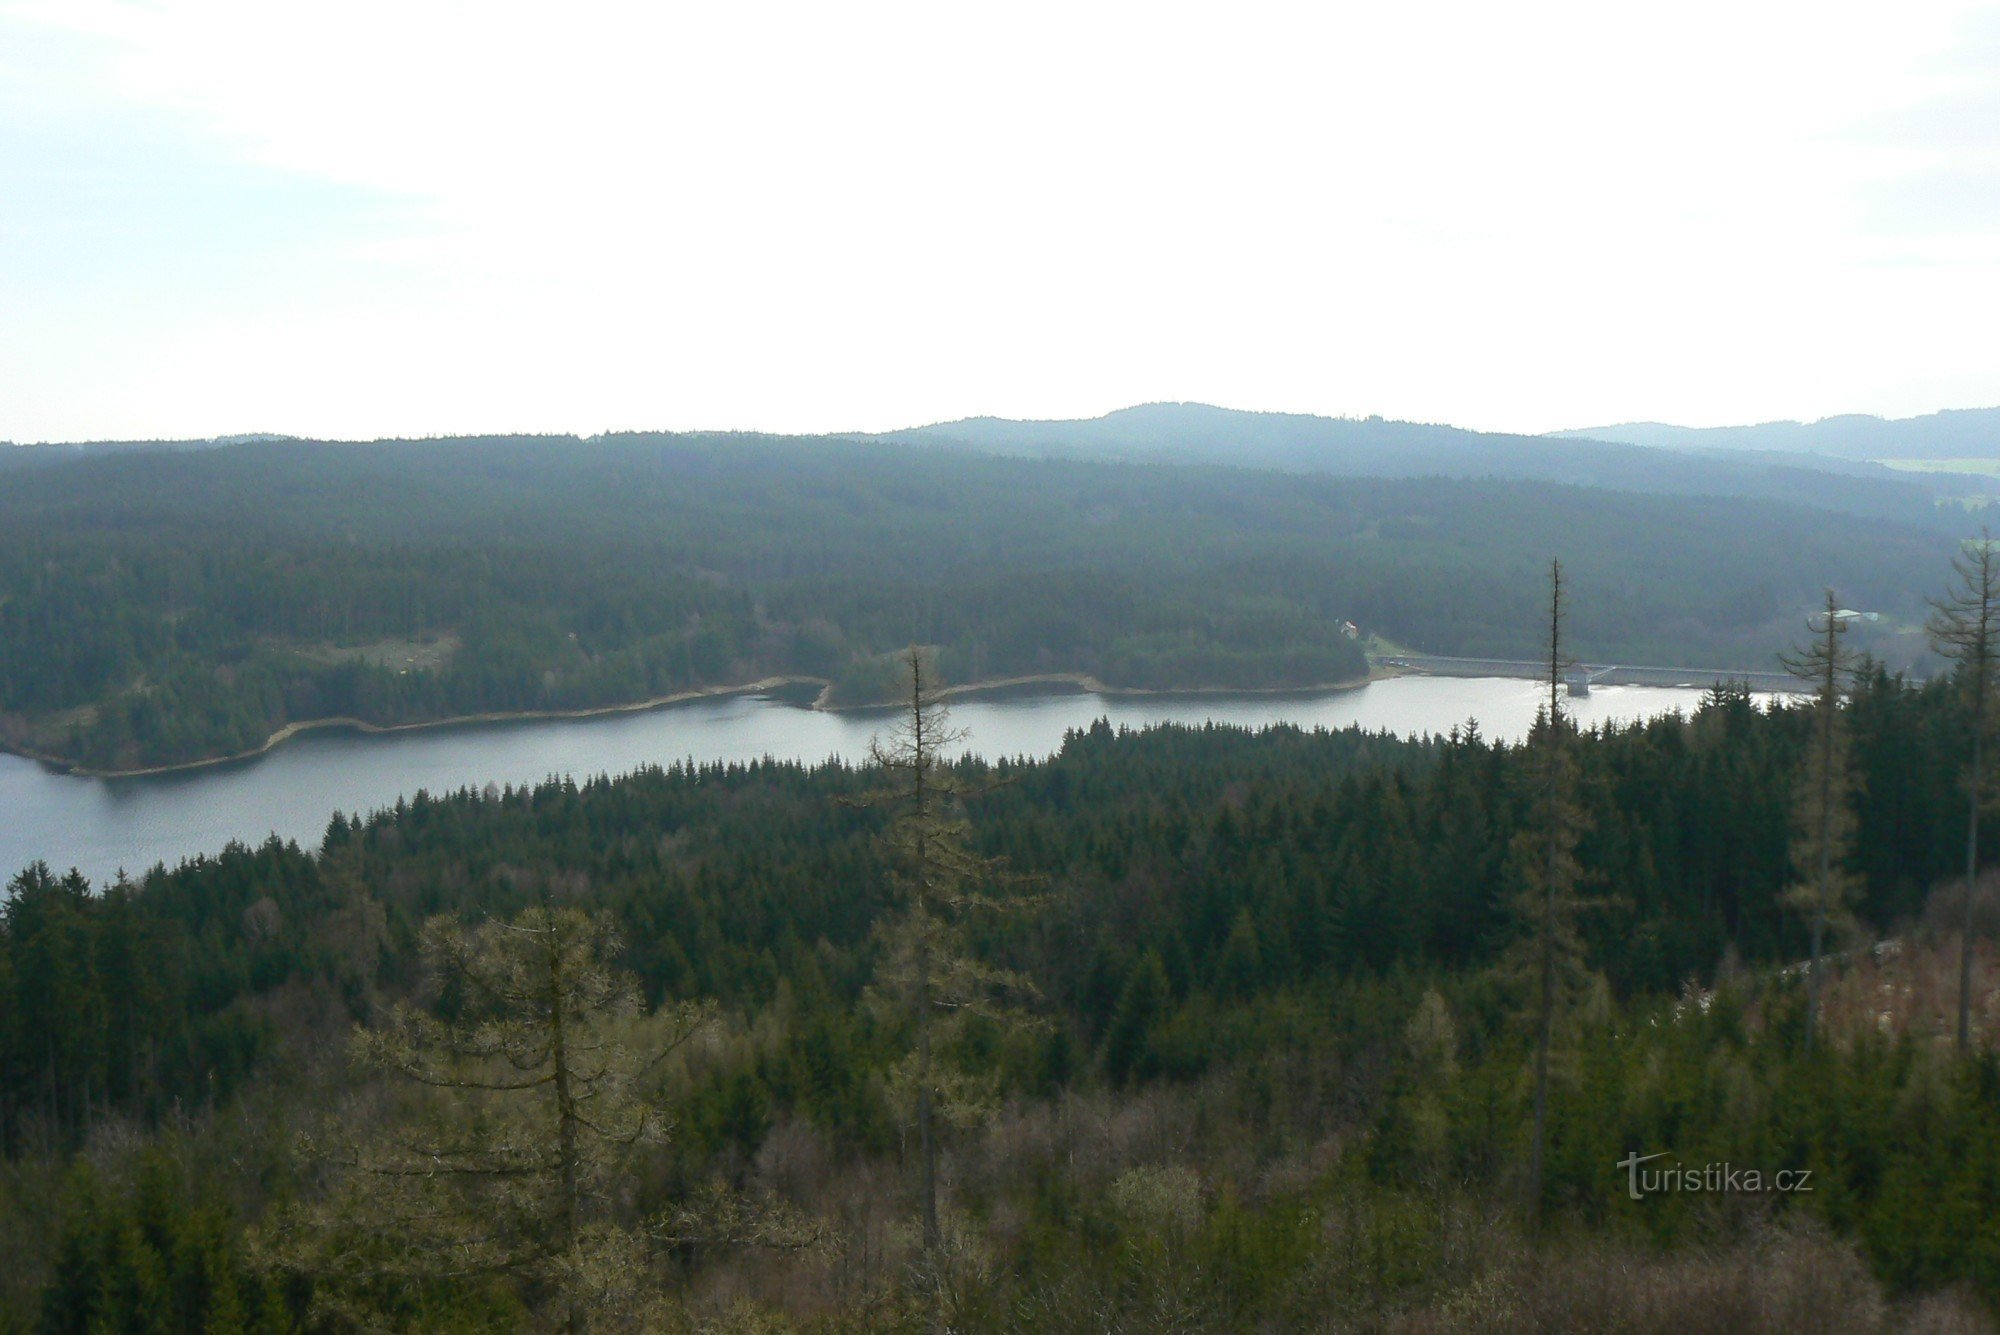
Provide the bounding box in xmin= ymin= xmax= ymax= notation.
xmin=0 ymin=676 xmax=1731 ymax=888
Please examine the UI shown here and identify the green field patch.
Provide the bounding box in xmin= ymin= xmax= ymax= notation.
xmin=1875 ymin=456 xmax=2000 ymax=476
xmin=272 ymin=633 xmax=461 ymax=673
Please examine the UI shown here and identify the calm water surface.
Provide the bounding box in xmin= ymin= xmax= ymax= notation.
xmin=0 ymin=677 xmax=1726 ymax=887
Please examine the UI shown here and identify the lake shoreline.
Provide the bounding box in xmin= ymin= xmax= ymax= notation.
xmin=10 ymin=669 xmax=1385 ymax=780
xmin=1 ymin=675 xmax=1724 ymax=890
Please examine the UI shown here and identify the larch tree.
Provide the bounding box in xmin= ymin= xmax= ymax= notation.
xmin=265 ymin=905 xmax=709 ymax=1332
xmin=860 ymin=646 xmax=1035 ymax=1288
xmin=1930 ymin=532 xmax=2000 ymax=1052
xmin=1780 ymin=589 xmax=1864 ymax=1055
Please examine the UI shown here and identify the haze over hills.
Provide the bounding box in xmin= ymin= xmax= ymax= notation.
xmin=7 ymin=402 xmax=1988 ymax=499
xmin=870 ymin=401 xmax=1965 ymax=521
xmin=10 ymin=402 xmax=2000 ymax=469
xmin=1552 ymin=405 xmax=2000 ymax=461
xmin=0 ymin=435 xmax=258 ymax=472
xmin=0 ymin=426 xmax=1970 ymax=770
xmin=6 ymin=401 xmax=1989 ymax=523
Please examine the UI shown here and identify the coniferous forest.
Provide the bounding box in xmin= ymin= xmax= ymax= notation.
xmin=3 ymin=427 xmax=1998 ymax=1332
xmin=0 ymin=431 xmax=1970 ymax=771
xmin=15 ymin=1 xmax=2000 ymax=1328
xmin=4 ymin=646 xmax=2000 ymax=1329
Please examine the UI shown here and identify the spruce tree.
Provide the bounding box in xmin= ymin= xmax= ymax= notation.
xmin=1103 ymin=950 xmax=1170 ymax=1086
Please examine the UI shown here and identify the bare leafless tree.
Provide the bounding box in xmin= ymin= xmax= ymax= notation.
xmin=1514 ymin=559 xmax=1589 ymax=1229
xmin=1930 ymin=531 xmax=2000 ymax=1052
xmin=1780 ymin=590 xmax=1864 ymax=1054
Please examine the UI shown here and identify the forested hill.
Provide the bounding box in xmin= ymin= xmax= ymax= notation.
xmin=0 ymin=431 xmax=1970 ymax=770
xmin=874 ymin=402 xmax=1955 ymax=519
xmin=1553 ymin=405 xmax=2000 ymax=462
xmin=0 ymin=437 xmax=249 ymax=473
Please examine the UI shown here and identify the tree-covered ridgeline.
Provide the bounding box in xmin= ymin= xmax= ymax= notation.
xmin=0 ymin=432 xmax=1969 ymax=769
xmin=3 ymin=668 xmax=1997 ymax=1328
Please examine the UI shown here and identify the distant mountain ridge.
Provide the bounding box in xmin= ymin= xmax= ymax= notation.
xmin=0 ymin=434 xmax=280 ymax=473
xmin=8 ymin=403 xmax=1988 ymax=518
xmin=868 ymin=401 xmax=1953 ymax=523
xmin=1551 ymin=406 xmax=2000 ymax=461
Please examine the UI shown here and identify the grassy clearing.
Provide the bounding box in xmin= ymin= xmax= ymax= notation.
xmin=273 ymin=633 xmax=462 ymax=672
xmin=1877 ymin=457 xmax=2000 ymax=477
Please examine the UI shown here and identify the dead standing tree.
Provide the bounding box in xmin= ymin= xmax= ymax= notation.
xmin=1780 ymin=590 xmax=1864 ymax=1055
xmin=1930 ymin=531 xmax=2000 ymax=1052
xmin=1514 ymin=558 xmax=1589 ymax=1228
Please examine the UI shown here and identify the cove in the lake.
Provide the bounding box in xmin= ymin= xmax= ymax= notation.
xmin=0 ymin=677 xmax=1734 ymax=889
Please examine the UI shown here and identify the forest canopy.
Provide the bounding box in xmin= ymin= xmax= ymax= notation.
xmin=2 ymin=678 xmax=1997 ymax=1328
xmin=0 ymin=432 xmax=1969 ymax=769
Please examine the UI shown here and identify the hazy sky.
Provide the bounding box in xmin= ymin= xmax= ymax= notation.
xmin=6 ymin=1 xmax=2000 ymax=443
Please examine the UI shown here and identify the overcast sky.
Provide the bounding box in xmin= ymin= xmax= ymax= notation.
xmin=5 ymin=2 xmax=2000 ymax=443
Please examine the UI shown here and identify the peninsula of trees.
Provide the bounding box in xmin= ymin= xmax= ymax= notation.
xmin=2 ymin=663 xmax=1997 ymax=1328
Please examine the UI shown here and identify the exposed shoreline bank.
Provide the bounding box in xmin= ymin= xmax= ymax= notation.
xmin=7 ymin=670 xmax=1385 ymax=780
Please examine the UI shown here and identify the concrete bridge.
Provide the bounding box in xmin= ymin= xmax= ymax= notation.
xmin=1375 ymin=654 xmax=1806 ymax=695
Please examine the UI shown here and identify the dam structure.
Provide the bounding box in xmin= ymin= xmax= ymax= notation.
xmin=1376 ymin=654 xmax=1806 ymax=696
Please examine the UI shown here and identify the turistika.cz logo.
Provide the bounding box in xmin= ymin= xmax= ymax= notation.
xmin=1617 ymin=1151 xmax=1814 ymax=1201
